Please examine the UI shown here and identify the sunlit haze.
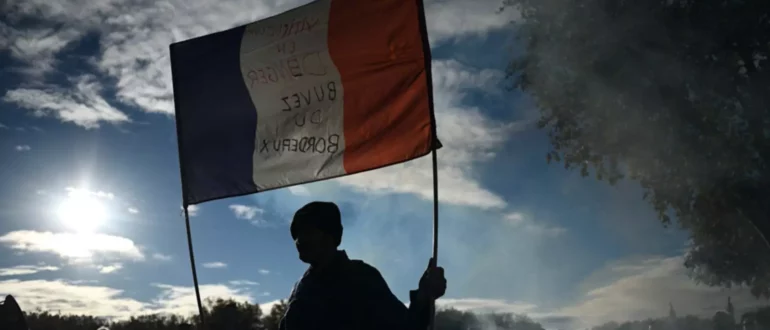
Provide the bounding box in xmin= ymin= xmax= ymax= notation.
xmin=56 ymin=188 xmax=108 ymax=233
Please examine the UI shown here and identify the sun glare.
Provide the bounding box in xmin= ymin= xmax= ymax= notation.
xmin=56 ymin=189 xmax=107 ymax=233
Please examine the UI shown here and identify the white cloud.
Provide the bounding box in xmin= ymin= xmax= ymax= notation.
xmin=64 ymin=187 xmax=115 ymax=200
xmin=425 ymin=0 xmax=518 ymax=43
xmin=97 ymin=263 xmax=123 ymax=274
xmin=288 ymin=185 xmax=310 ymax=196
xmin=203 ymin=262 xmax=227 ymax=269
xmin=337 ymin=60 xmax=516 ymax=209
xmin=152 ymin=253 xmax=173 ymax=261
xmin=151 ymin=283 xmax=254 ymax=316
xmin=4 ymin=75 xmax=130 ymax=129
xmin=438 ymin=254 xmax=769 ymax=329
xmin=229 ymin=204 xmax=263 ymax=220
xmin=14 ymin=145 xmax=31 ymax=151
xmin=127 ymin=207 xmax=139 ymax=214
xmin=0 ymin=230 xmax=145 ymax=263
xmin=229 ymin=280 xmax=259 ymax=286
xmin=185 ymin=205 xmax=200 ymax=217
xmin=258 ymin=269 xmax=270 ymax=275
xmin=503 ymin=212 xmax=567 ymax=237
xmin=229 ymin=204 xmax=273 ymax=226
xmin=0 ymin=122 xmax=7 ymax=129
xmin=436 ymin=298 xmax=575 ymax=330
xmin=1 ymin=0 xmax=508 ymax=122
xmin=438 ymin=298 xmax=539 ymax=315
xmin=504 ymin=212 xmax=525 ymax=225
xmin=0 ymin=265 xmax=59 ymax=276
xmin=3 ymin=27 xmax=83 ymax=76
xmin=0 ymin=279 xmax=255 ymax=320
xmin=555 ymin=255 xmax=765 ymax=328
xmin=258 ymin=299 xmax=284 ymax=316
xmin=0 ymin=279 xmax=148 ymax=319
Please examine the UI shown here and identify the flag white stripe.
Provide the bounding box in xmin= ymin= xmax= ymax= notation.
xmin=239 ymin=0 xmax=347 ymax=190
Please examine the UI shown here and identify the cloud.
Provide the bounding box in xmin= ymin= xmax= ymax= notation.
xmin=152 ymin=253 xmax=173 ymax=262
xmin=0 ymin=279 xmax=255 ymax=320
xmin=185 ymin=205 xmax=200 ymax=217
xmin=438 ymin=253 xmax=770 ymax=329
xmin=0 ymin=279 xmax=148 ymax=319
xmin=503 ymin=212 xmax=567 ymax=237
xmin=3 ymin=26 xmax=83 ymax=76
xmin=229 ymin=280 xmax=259 ymax=286
xmin=558 ymin=255 xmax=766 ymax=328
xmin=66 ymin=186 xmax=115 ymax=200
xmin=229 ymin=204 xmax=263 ymax=220
xmin=425 ymin=0 xmax=518 ymax=43
xmin=0 ymin=265 xmax=59 ymax=276
xmin=437 ymin=298 xmax=575 ymax=330
xmin=14 ymin=145 xmax=31 ymax=151
xmin=438 ymin=298 xmax=539 ymax=315
xmin=336 ymin=60 xmax=515 ymax=209
xmin=3 ymin=75 xmax=130 ymax=129
xmin=127 ymin=207 xmax=139 ymax=214
xmin=0 ymin=230 xmax=145 ymax=263
xmin=229 ymin=204 xmax=272 ymax=226
xmin=1 ymin=0 xmax=510 ymax=123
xmin=151 ymin=283 xmax=255 ymax=316
xmin=288 ymin=185 xmax=310 ymax=196
xmin=203 ymin=262 xmax=227 ymax=269
xmin=258 ymin=299 xmax=284 ymax=315
xmin=258 ymin=269 xmax=270 ymax=275
xmin=97 ymin=263 xmax=123 ymax=274
xmin=0 ymin=122 xmax=7 ymax=129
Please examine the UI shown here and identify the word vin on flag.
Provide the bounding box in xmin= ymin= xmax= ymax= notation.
xmin=170 ymin=0 xmax=440 ymax=205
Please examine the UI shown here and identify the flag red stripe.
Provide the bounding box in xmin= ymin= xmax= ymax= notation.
xmin=328 ymin=0 xmax=433 ymax=174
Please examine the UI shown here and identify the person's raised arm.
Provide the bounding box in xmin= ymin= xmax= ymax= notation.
xmin=355 ymin=259 xmax=446 ymax=330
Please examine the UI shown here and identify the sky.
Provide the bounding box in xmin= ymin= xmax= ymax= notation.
xmin=0 ymin=0 xmax=765 ymax=329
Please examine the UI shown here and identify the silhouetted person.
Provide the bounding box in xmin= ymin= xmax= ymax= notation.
xmin=280 ymin=201 xmax=447 ymax=330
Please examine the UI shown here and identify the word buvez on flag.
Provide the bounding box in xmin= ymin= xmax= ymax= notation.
xmin=170 ymin=0 xmax=440 ymax=205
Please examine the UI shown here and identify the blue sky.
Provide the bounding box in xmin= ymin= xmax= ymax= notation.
xmin=0 ymin=0 xmax=762 ymax=329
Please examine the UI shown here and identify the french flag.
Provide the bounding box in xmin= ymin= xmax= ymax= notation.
xmin=170 ymin=0 xmax=440 ymax=205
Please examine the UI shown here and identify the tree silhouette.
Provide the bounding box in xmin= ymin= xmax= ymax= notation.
xmin=14 ymin=297 xmax=770 ymax=330
xmin=504 ymin=0 xmax=770 ymax=297
xmin=262 ymin=300 xmax=287 ymax=330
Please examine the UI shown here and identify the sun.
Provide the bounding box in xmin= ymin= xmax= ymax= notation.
xmin=56 ymin=189 xmax=107 ymax=233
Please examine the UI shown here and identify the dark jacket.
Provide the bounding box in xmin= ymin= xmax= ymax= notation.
xmin=279 ymin=250 xmax=431 ymax=330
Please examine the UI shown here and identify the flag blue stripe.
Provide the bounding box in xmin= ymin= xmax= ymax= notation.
xmin=170 ymin=26 xmax=258 ymax=205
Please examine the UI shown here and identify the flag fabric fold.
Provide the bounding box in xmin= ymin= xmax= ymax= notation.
xmin=170 ymin=0 xmax=439 ymax=205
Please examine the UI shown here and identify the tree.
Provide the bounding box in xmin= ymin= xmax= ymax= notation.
xmin=262 ymin=300 xmax=287 ymax=330
xmin=504 ymin=0 xmax=770 ymax=297
xmin=434 ymin=308 xmax=479 ymax=330
xmin=17 ymin=302 xmax=551 ymax=330
xmin=204 ymin=298 xmax=264 ymax=330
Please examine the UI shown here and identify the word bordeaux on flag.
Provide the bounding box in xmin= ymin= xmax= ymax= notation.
xmin=170 ymin=0 xmax=440 ymax=205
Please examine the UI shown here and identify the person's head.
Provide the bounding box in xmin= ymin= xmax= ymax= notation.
xmin=290 ymin=201 xmax=343 ymax=265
